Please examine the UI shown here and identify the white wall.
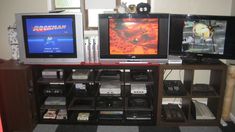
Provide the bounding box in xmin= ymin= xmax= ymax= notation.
xmin=232 ymin=0 xmax=235 ymax=15
xmin=0 ymin=0 xmax=48 ymax=59
xmin=151 ymin=0 xmax=232 ymax=15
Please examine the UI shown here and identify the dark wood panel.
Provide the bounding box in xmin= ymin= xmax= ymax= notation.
xmin=0 ymin=60 xmax=36 ymax=132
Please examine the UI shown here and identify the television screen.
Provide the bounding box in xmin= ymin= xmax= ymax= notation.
xmin=99 ymin=13 xmax=169 ymax=63
xmin=16 ymin=13 xmax=84 ymax=64
xmin=25 ymin=17 xmax=75 ymax=54
xmin=109 ymin=18 xmax=159 ymax=55
xmin=182 ymin=19 xmax=227 ymax=55
xmin=169 ymin=14 xmax=235 ymax=60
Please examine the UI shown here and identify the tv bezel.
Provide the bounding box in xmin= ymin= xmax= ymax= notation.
xmin=98 ymin=13 xmax=169 ymax=63
xmin=16 ymin=12 xmax=84 ymax=64
xmin=169 ymin=14 xmax=235 ymax=60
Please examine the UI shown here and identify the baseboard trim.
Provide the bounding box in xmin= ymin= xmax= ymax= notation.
xmin=229 ymin=113 xmax=235 ymax=124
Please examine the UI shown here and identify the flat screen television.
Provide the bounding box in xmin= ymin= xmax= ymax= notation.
xmin=169 ymin=14 xmax=235 ymax=63
xmin=99 ymin=13 xmax=169 ymax=64
xmin=16 ymin=13 xmax=84 ymax=64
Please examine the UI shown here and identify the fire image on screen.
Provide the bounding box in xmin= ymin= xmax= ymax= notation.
xmin=25 ymin=18 xmax=74 ymax=54
xmin=182 ymin=19 xmax=227 ymax=54
xmin=109 ymin=18 xmax=159 ymax=55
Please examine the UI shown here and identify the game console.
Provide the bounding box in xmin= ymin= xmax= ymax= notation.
xmin=72 ymin=69 xmax=90 ymax=80
xmin=130 ymin=83 xmax=147 ymax=95
xmin=43 ymin=84 xmax=64 ymax=95
xmin=130 ymin=69 xmax=148 ymax=81
xmin=43 ymin=87 xmax=64 ymax=95
xmin=192 ymin=84 xmax=215 ymax=93
xmin=128 ymin=97 xmax=151 ymax=109
xmin=191 ymin=100 xmax=215 ymax=120
xmin=99 ymin=81 xmax=121 ymax=95
xmin=99 ymin=87 xmax=121 ymax=95
xmin=163 ymin=80 xmax=186 ymax=96
xmin=168 ymin=55 xmax=182 ymax=64
xmin=97 ymin=97 xmax=123 ymax=108
xmin=99 ymin=70 xmax=121 ymax=81
xmin=42 ymin=69 xmax=64 ymax=79
xmin=69 ymin=98 xmax=95 ymax=109
xmin=44 ymin=97 xmax=66 ymax=106
xmin=126 ymin=111 xmax=152 ymax=120
xmin=162 ymin=104 xmax=186 ymax=122
xmin=99 ymin=111 xmax=123 ymax=120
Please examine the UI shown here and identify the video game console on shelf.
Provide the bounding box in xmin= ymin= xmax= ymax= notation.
xmin=128 ymin=97 xmax=151 ymax=109
xmin=99 ymin=81 xmax=121 ymax=95
xmin=99 ymin=111 xmax=123 ymax=120
xmin=130 ymin=83 xmax=147 ymax=95
xmin=72 ymin=69 xmax=90 ymax=80
xmin=97 ymin=97 xmax=123 ymax=108
xmin=42 ymin=69 xmax=64 ymax=79
xmin=126 ymin=111 xmax=152 ymax=120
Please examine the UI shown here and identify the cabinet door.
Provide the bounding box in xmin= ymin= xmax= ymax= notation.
xmin=0 ymin=61 xmax=36 ymax=132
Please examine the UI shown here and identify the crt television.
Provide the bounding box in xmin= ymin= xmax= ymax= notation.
xmin=99 ymin=13 xmax=169 ymax=63
xmin=169 ymin=14 xmax=235 ymax=62
xmin=16 ymin=12 xmax=84 ymax=64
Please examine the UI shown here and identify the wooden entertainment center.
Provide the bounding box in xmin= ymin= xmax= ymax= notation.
xmin=0 ymin=60 xmax=227 ymax=131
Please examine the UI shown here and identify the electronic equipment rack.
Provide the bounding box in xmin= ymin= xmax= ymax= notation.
xmin=32 ymin=63 xmax=159 ymax=125
xmin=7 ymin=62 xmax=225 ymax=126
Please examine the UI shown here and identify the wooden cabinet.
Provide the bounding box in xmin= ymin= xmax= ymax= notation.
xmin=0 ymin=60 xmax=36 ymax=132
xmin=157 ymin=63 xmax=227 ymax=126
xmin=0 ymin=60 xmax=227 ymax=128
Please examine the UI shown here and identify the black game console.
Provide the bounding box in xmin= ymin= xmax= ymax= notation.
xmin=163 ymin=80 xmax=187 ymax=96
xmin=96 ymin=97 xmax=123 ymax=108
xmin=99 ymin=111 xmax=123 ymax=120
xmin=162 ymin=104 xmax=186 ymax=122
xmin=43 ymin=86 xmax=64 ymax=96
xmin=126 ymin=111 xmax=152 ymax=120
xmin=128 ymin=97 xmax=151 ymax=109
xmin=130 ymin=69 xmax=148 ymax=81
xmin=98 ymin=70 xmax=121 ymax=81
xmin=192 ymin=84 xmax=215 ymax=93
xmin=69 ymin=98 xmax=95 ymax=109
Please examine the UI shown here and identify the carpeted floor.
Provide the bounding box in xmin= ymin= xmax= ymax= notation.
xmin=33 ymin=122 xmax=235 ymax=132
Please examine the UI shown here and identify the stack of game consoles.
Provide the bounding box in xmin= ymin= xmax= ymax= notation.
xmin=97 ymin=97 xmax=123 ymax=120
